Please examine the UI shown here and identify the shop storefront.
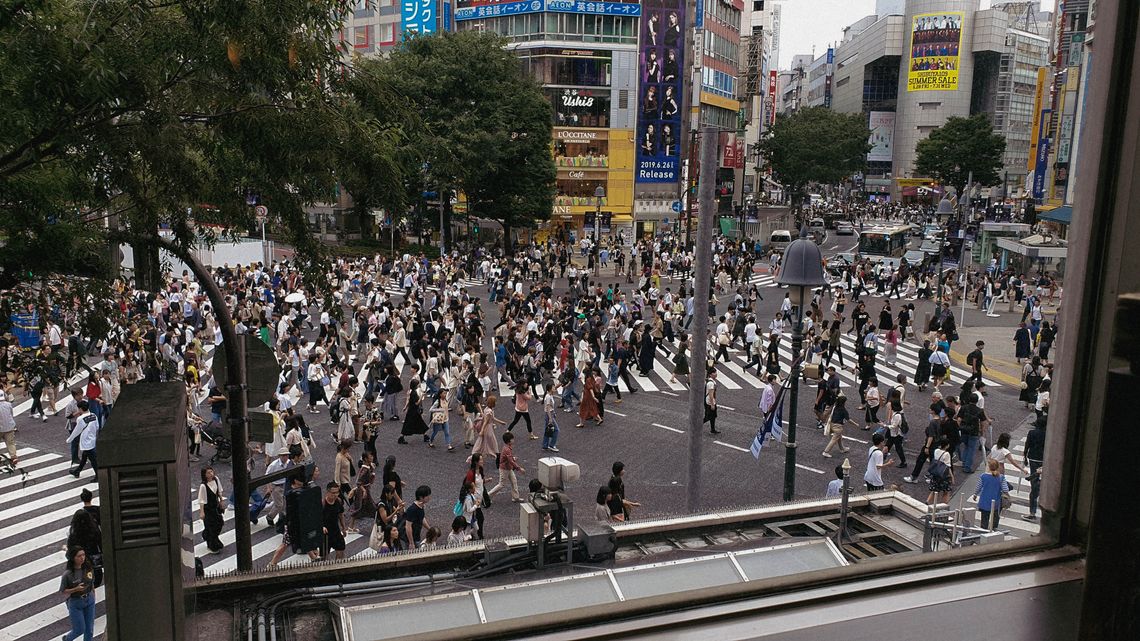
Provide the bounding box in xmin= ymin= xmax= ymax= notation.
xmin=552 ymin=126 xmax=635 ymax=242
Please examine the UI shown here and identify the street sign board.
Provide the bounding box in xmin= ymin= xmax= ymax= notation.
xmin=671 ymin=200 xmax=682 ymax=212
xmin=211 ymin=335 xmax=281 ymax=407
xmin=254 ymin=205 xmax=268 ymax=223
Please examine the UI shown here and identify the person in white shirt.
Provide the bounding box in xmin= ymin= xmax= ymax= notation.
xmin=68 ymin=402 xmax=100 ymax=477
xmin=825 ymin=465 xmax=845 ymax=498
xmin=863 ymin=433 xmax=894 ymax=490
xmin=0 ymin=394 xmax=17 ymax=467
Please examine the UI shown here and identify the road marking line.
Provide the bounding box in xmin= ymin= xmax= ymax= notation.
xmin=796 ymin=463 xmax=826 ymax=474
xmin=607 ymin=410 xmax=627 ymax=417
xmin=714 ymin=440 xmax=749 ymax=452
xmin=660 ymin=390 xmax=678 ymax=397
xmin=652 ymin=423 xmax=683 ymax=433
xmin=719 ymin=404 xmax=737 ymax=412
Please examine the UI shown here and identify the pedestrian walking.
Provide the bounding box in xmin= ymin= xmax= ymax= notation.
xmin=703 ymin=367 xmax=719 ymax=434
xmin=973 ymin=458 xmax=1010 ymax=530
xmin=198 ymin=466 xmax=226 ymax=554
xmin=60 ymin=546 xmax=97 ymax=641
xmin=821 ymin=394 xmax=857 ymax=457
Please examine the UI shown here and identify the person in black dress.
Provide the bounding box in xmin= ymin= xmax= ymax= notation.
xmin=662 ymin=49 xmax=679 ymax=82
xmin=663 ymin=12 xmax=681 ymax=47
xmin=198 ymin=466 xmax=225 ymax=554
xmin=398 ymin=379 xmax=429 ymax=444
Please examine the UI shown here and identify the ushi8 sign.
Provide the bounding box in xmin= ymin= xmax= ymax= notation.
xmin=403 ymin=0 xmax=437 ymax=36
xmin=907 ymin=12 xmax=964 ymax=92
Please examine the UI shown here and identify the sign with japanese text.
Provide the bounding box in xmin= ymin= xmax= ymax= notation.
xmin=454 ymin=0 xmax=640 ymax=21
xmin=402 ymin=0 xmax=437 ymax=35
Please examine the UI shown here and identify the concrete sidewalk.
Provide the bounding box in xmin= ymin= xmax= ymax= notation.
xmin=948 ymin=324 xmax=1026 ymax=387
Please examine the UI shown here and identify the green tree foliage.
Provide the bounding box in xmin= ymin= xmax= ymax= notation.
xmin=355 ymin=32 xmax=555 ymax=252
xmin=915 ymin=114 xmax=1006 ymax=192
xmin=759 ymin=107 xmax=871 ymax=208
xmin=0 ymin=0 xmax=410 ymax=331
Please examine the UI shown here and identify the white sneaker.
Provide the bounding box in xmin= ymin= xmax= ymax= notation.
xmin=903 ymin=476 xmax=916 ymax=484
xmin=821 ymin=452 xmax=833 ymax=458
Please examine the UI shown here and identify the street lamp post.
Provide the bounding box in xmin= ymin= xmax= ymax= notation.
xmin=837 ymin=457 xmax=852 ymax=544
xmin=776 ymin=225 xmax=827 ymax=502
xmin=935 ymin=197 xmax=954 ymax=308
xmin=594 ymin=185 xmax=605 ymax=276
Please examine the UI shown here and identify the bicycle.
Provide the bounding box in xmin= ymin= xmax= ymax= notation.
xmin=0 ymin=447 xmax=30 ymax=488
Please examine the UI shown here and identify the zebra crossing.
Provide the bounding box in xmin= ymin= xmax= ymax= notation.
xmin=964 ymin=438 xmax=1041 ymax=538
xmin=506 ymin=331 xmax=1007 ymax=400
xmin=0 ymin=436 xmax=403 ymax=641
xmin=377 ymin=276 xmax=488 ymax=301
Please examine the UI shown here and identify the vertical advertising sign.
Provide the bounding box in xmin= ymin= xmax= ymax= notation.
xmin=402 ymin=0 xmax=438 ymax=36
xmin=635 ymin=0 xmax=685 ymax=184
xmin=867 ymin=111 xmax=895 ymax=162
xmin=824 ymin=47 xmax=834 ymax=108
xmin=1026 ymin=67 xmax=1048 ymax=174
xmin=906 ymin=12 xmax=964 ymax=92
xmin=767 ymin=70 xmax=777 ymax=126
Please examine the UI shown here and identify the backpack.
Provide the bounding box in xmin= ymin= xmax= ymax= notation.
xmin=928 ymin=455 xmax=951 ymax=482
xmin=959 ymin=404 xmax=981 ymax=436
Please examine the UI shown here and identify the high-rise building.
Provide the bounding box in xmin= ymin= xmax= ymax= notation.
xmin=738 ymin=0 xmax=780 ymax=207
xmin=456 ymin=1 xmax=642 ymax=244
xmin=825 ymin=0 xmax=1054 ymax=200
xmin=776 ymin=54 xmax=813 ymax=115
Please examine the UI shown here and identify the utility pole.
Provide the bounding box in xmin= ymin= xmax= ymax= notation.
xmin=686 ymin=126 xmax=717 ymax=513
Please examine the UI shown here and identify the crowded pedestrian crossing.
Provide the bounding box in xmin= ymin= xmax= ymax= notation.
xmin=494 ymin=331 xmax=1006 ymax=400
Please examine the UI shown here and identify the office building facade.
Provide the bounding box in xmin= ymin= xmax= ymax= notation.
xmin=824 ymin=0 xmax=1052 ymax=199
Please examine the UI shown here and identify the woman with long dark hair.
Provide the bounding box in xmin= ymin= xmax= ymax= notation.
xmin=397 ymin=379 xmax=429 ymax=445
xmin=60 ymin=545 xmax=96 ymax=641
xmin=463 ymin=454 xmax=487 ymax=538
xmin=197 ymin=466 xmax=225 ymax=553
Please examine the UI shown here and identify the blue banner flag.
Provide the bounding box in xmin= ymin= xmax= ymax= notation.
xmin=751 ymin=375 xmax=791 ymax=459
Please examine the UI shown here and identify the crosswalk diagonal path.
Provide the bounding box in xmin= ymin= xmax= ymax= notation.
xmin=0 ymin=442 xmax=396 ymax=641
xmin=964 ymin=438 xmax=1041 ymax=538
xmin=556 ymin=331 xmax=1009 ymax=403
xmin=378 ymin=277 xmax=487 ymax=301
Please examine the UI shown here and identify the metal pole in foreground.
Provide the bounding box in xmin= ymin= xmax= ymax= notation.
xmin=782 ymin=285 xmax=805 ymax=502
xmin=157 ymin=237 xmax=253 ymax=572
xmin=686 ymin=126 xmax=717 ymax=513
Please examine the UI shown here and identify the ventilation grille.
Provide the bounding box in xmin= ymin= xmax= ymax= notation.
xmin=619 ymin=90 xmax=629 ymax=109
xmin=114 ymin=467 xmax=166 ymax=546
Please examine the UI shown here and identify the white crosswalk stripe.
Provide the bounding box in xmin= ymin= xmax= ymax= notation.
xmin=0 ymin=444 xmax=393 ymax=641
xmin=588 ymin=329 xmax=1009 ymax=400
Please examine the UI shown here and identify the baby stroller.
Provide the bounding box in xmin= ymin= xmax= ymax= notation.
xmin=199 ymin=419 xmax=232 ymax=465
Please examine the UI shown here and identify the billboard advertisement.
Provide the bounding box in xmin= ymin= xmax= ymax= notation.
xmin=455 ymin=0 xmax=640 ymax=21
xmin=768 ymin=70 xmax=777 ymax=126
xmin=635 ymin=0 xmax=685 ymax=183
xmin=906 ymin=12 xmax=963 ymax=92
xmin=867 ymin=111 xmax=895 ymax=162
xmin=402 ymin=0 xmax=438 ymax=35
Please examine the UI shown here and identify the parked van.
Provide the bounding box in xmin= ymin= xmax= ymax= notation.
xmin=769 ymin=229 xmax=793 ymax=253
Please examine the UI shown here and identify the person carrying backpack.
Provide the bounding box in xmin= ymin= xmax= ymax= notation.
xmin=957 ymin=392 xmax=985 ymax=474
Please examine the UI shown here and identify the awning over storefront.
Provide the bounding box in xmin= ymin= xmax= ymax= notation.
xmin=1038 ymin=205 xmax=1072 ymax=225
xmin=996 ymin=235 xmax=1068 ymax=260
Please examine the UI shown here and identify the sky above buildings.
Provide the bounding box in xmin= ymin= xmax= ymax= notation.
xmin=777 ymin=0 xmax=1058 ymax=69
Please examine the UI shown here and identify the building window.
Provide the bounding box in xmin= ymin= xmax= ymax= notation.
xmin=377 ymin=22 xmax=395 ymax=45
xmin=354 ymin=26 xmax=370 ymax=49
